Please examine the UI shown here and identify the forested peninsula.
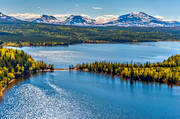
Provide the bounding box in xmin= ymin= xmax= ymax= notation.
xmin=0 ymin=48 xmax=54 ymax=96
xmin=0 ymin=22 xmax=180 ymax=47
xmin=75 ymin=54 xmax=180 ymax=85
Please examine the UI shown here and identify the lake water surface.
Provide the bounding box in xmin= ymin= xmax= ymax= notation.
xmin=0 ymin=42 xmax=180 ymax=119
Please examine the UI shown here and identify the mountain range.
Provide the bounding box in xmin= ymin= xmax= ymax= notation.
xmin=104 ymin=12 xmax=174 ymax=27
xmin=25 ymin=15 xmax=60 ymax=24
xmin=60 ymin=15 xmax=96 ymax=26
xmin=0 ymin=12 xmax=20 ymax=22
xmin=1 ymin=12 xmax=180 ymax=27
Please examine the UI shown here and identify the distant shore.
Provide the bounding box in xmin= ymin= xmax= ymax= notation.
xmin=2 ymin=40 xmax=180 ymax=48
xmin=75 ymin=55 xmax=180 ymax=85
xmin=54 ymin=68 xmax=76 ymax=71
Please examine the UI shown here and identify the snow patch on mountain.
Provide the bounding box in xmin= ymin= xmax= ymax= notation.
xmin=0 ymin=12 xmax=20 ymax=22
xmin=2 ymin=11 xmax=180 ymax=27
xmin=9 ymin=13 xmax=41 ymax=20
xmin=104 ymin=12 xmax=174 ymax=27
xmin=26 ymin=15 xmax=60 ymax=24
xmin=61 ymin=15 xmax=96 ymax=26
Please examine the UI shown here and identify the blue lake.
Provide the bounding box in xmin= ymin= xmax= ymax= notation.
xmin=0 ymin=41 xmax=180 ymax=119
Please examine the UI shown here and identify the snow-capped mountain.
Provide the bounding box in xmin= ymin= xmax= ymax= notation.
xmin=61 ymin=15 xmax=96 ymax=26
xmin=3 ymin=11 xmax=180 ymax=27
xmin=0 ymin=12 xmax=20 ymax=22
xmin=104 ymin=12 xmax=173 ymax=27
xmin=26 ymin=15 xmax=60 ymax=24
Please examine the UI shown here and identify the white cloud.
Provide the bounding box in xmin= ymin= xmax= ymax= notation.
xmin=154 ymin=15 xmax=180 ymax=22
xmin=9 ymin=13 xmax=119 ymax=24
xmin=95 ymin=15 xmax=119 ymax=24
xmin=9 ymin=13 xmax=71 ymax=21
xmin=164 ymin=19 xmax=174 ymax=22
xmin=9 ymin=13 xmax=41 ymax=20
xmin=7 ymin=12 xmax=180 ymax=23
xmin=79 ymin=14 xmax=91 ymax=18
xmin=154 ymin=15 xmax=164 ymax=20
xmin=53 ymin=14 xmax=70 ymax=18
xmin=92 ymin=7 xmax=103 ymax=10
xmin=53 ymin=14 xmax=71 ymax=21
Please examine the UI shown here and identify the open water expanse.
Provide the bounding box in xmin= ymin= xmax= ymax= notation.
xmin=0 ymin=41 xmax=180 ymax=119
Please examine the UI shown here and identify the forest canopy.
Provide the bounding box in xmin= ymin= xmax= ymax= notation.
xmin=75 ymin=54 xmax=180 ymax=84
xmin=0 ymin=22 xmax=180 ymax=46
xmin=0 ymin=48 xmax=53 ymax=91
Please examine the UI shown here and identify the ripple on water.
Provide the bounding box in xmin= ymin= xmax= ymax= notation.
xmin=0 ymin=83 xmax=95 ymax=119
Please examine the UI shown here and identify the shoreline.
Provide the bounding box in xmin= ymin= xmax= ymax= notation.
xmin=1 ymin=67 xmax=179 ymax=99
xmin=0 ymin=68 xmax=75 ymax=99
xmin=0 ymin=69 xmax=56 ymax=100
xmin=76 ymin=54 xmax=180 ymax=86
xmin=0 ymin=79 xmax=16 ymax=97
xmin=2 ymin=40 xmax=180 ymax=48
xmin=54 ymin=68 xmax=76 ymax=71
xmin=77 ymin=69 xmax=180 ymax=86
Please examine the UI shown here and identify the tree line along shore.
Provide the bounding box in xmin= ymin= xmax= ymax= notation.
xmin=0 ymin=22 xmax=180 ymax=47
xmin=0 ymin=48 xmax=54 ymax=96
xmin=75 ymin=54 xmax=180 ymax=85
xmin=0 ymin=48 xmax=179 ymax=98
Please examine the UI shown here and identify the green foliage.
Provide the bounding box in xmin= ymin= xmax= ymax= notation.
xmin=76 ymin=55 xmax=180 ymax=84
xmin=0 ymin=22 xmax=180 ymax=46
xmin=48 ymin=64 xmax=54 ymax=71
xmin=0 ymin=48 xmax=52 ymax=91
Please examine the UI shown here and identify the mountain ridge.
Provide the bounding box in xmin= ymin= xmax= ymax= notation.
xmin=0 ymin=12 xmax=20 ymax=22
xmin=104 ymin=12 xmax=173 ymax=27
xmin=26 ymin=15 xmax=60 ymax=24
xmin=61 ymin=15 xmax=96 ymax=26
xmin=2 ymin=12 xmax=180 ymax=27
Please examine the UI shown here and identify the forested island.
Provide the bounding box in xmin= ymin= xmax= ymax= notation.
xmin=0 ymin=48 xmax=54 ymax=96
xmin=75 ymin=54 xmax=180 ymax=85
xmin=0 ymin=22 xmax=180 ymax=47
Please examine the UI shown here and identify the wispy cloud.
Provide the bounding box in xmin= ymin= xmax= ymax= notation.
xmin=92 ymin=7 xmax=103 ymax=10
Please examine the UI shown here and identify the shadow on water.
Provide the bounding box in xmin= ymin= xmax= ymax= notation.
xmin=74 ymin=70 xmax=176 ymax=88
xmin=123 ymin=76 xmax=175 ymax=88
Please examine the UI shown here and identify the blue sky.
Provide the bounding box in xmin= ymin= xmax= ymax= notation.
xmin=0 ymin=0 xmax=180 ymax=21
